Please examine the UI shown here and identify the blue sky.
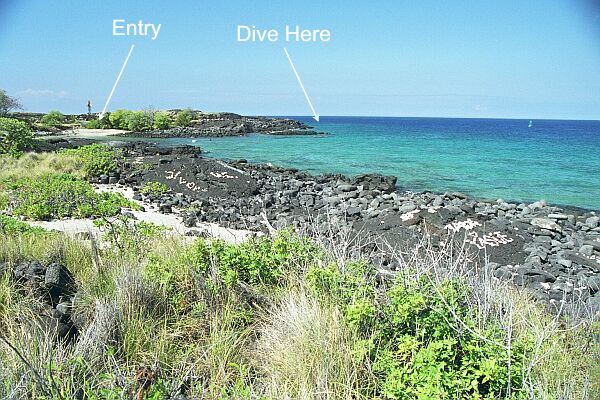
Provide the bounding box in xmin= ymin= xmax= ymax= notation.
xmin=0 ymin=0 xmax=599 ymax=119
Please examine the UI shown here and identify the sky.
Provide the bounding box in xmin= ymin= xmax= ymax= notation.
xmin=0 ymin=0 xmax=599 ymax=119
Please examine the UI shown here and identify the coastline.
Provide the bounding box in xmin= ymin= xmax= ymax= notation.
xmin=33 ymin=137 xmax=599 ymax=315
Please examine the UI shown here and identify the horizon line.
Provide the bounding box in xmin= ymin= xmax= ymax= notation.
xmin=9 ymin=110 xmax=600 ymax=122
xmin=272 ymin=115 xmax=600 ymax=122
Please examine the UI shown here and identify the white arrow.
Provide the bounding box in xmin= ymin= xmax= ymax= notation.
xmin=283 ymin=47 xmax=320 ymax=122
xmin=99 ymin=44 xmax=135 ymax=120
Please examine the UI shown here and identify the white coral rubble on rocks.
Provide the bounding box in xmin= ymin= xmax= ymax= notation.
xmin=445 ymin=218 xmax=481 ymax=233
xmin=400 ymin=209 xmax=420 ymax=221
xmin=467 ymin=231 xmax=513 ymax=249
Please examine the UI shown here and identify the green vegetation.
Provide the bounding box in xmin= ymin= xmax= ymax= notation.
xmin=0 ymin=146 xmax=132 ymax=221
xmin=153 ymin=111 xmax=172 ymax=129
xmin=31 ymin=108 xmax=196 ymax=132
xmin=127 ymin=110 xmax=153 ymax=131
xmin=175 ymin=108 xmax=194 ymax=127
xmin=4 ymin=173 xmax=137 ymax=220
xmin=84 ymin=118 xmax=107 ymax=129
xmin=107 ymin=109 xmax=153 ymax=131
xmin=373 ymin=278 xmax=526 ymax=399
xmin=104 ymin=109 xmax=193 ymax=131
xmin=107 ymin=109 xmax=134 ymax=130
xmin=141 ymin=181 xmax=169 ymax=196
xmin=59 ymin=143 xmax=118 ymax=178
xmin=40 ymin=110 xmax=65 ymax=127
xmin=0 ymin=144 xmax=596 ymax=399
xmin=0 ymin=221 xmax=596 ymax=398
xmin=0 ymin=117 xmax=33 ymax=157
xmin=0 ymin=151 xmax=85 ymax=181
xmin=0 ymin=214 xmax=47 ymax=234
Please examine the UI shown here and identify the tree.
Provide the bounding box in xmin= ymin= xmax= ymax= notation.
xmin=175 ymin=109 xmax=194 ymax=127
xmin=108 ymin=109 xmax=134 ymax=130
xmin=127 ymin=111 xmax=152 ymax=131
xmin=41 ymin=111 xmax=65 ymax=127
xmin=153 ymin=111 xmax=172 ymax=129
xmin=0 ymin=90 xmax=23 ymax=115
xmin=0 ymin=117 xmax=33 ymax=156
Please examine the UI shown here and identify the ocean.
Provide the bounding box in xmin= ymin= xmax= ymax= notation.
xmin=163 ymin=117 xmax=600 ymax=211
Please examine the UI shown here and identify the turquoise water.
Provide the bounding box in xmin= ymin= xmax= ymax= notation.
xmin=162 ymin=117 xmax=600 ymax=210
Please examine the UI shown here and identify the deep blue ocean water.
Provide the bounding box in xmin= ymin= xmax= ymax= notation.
xmin=162 ymin=117 xmax=600 ymax=210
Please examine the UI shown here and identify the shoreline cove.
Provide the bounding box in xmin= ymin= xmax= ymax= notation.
xmin=33 ymin=138 xmax=599 ymax=315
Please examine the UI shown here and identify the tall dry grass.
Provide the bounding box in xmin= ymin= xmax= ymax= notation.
xmin=257 ymin=290 xmax=371 ymax=400
xmin=0 ymin=152 xmax=84 ymax=182
xmin=0 ymin=218 xmax=597 ymax=399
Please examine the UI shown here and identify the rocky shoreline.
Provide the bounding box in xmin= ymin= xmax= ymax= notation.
xmin=43 ymin=140 xmax=600 ymax=316
xmin=117 ymin=114 xmax=325 ymax=138
xmin=13 ymin=111 xmax=325 ymax=137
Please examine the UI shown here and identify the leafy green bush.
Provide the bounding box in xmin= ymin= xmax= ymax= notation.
xmin=307 ymin=262 xmax=530 ymax=398
xmin=0 ymin=192 xmax=8 ymax=211
xmin=0 ymin=214 xmax=47 ymax=234
xmin=84 ymin=119 xmax=100 ymax=129
xmin=6 ymin=174 xmax=137 ymax=220
xmin=371 ymin=277 xmax=528 ymax=399
xmin=84 ymin=118 xmax=109 ymax=129
xmin=141 ymin=181 xmax=169 ymax=196
xmin=144 ymin=250 xmax=195 ymax=313
xmin=153 ymin=111 xmax=172 ymax=129
xmin=191 ymin=229 xmax=316 ymax=287
xmin=40 ymin=111 xmax=65 ymax=127
xmin=0 ymin=225 xmax=594 ymax=398
xmin=127 ymin=111 xmax=152 ymax=131
xmin=307 ymin=261 xmax=376 ymax=334
xmin=175 ymin=109 xmax=194 ymax=127
xmin=106 ymin=109 xmax=169 ymax=131
xmin=108 ymin=109 xmax=134 ymax=130
xmin=0 ymin=117 xmax=33 ymax=157
xmin=59 ymin=144 xmax=117 ymax=178
xmin=95 ymin=214 xmax=167 ymax=255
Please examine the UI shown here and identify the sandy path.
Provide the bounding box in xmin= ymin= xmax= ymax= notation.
xmin=28 ymin=184 xmax=258 ymax=244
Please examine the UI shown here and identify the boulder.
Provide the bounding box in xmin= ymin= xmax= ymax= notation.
xmin=337 ymin=184 xmax=356 ymax=192
xmin=579 ymin=245 xmax=594 ymax=256
xmin=530 ymin=218 xmax=562 ymax=233
xmin=585 ymin=216 xmax=600 ymax=228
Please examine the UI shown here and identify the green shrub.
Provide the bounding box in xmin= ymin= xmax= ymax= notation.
xmin=175 ymin=109 xmax=194 ymax=127
xmin=307 ymin=261 xmax=374 ymax=303
xmin=153 ymin=111 xmax=172 ymax=130
xmin=108 ymin=109 xmax=134 ymax=130
xmin=105 ymin=109 xmax=157 ymax=131
xmin=141 ymin=181 xmax=168 ymax=196
xmin=40 ymin=111 xmax=65 ymax=127
xmin=84 ymin=118 xmax=107 ymax=129
xmin=0 ymin=117 xmax=33 ymax=157
xmin=307 ymin=261 xmax=377 ymax=334
xmin=59 ymin=144 xmax=117 ymax=177
xmin=95 ymin=214 xmax=166 ymax=255
xmin=6 ymin=174 xmax=137 ymax=220
xmin=0 ymin=192 xmax=8 ymax=211
xmin=127 ymin=111 xmax=152 ymax=131
xmin=0 ymin=214 xmax=47 ymax=234
xmin=144 ymin=250 xmax=195 ymax=313
xmin=190 ymin=229 xmax=316 ymax=287
xmin=371 ymin=277 xmax=528 ymax=399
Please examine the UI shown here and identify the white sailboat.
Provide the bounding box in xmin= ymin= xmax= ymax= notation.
xmin=528 ymin=120 xmax=533 ymax=128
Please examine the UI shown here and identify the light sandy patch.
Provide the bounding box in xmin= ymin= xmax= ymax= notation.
xmin=28 ymin=184 xmax=258 ymax=244
xmin=40 ymin=128 xmax=129 ymax=139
